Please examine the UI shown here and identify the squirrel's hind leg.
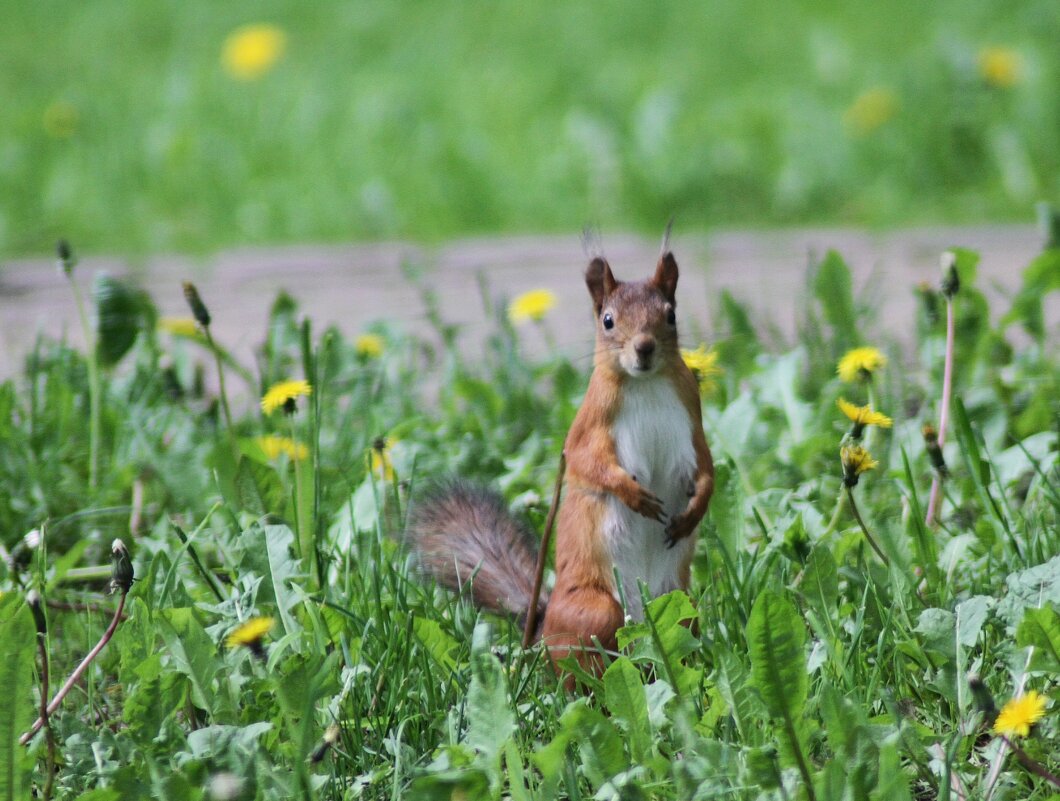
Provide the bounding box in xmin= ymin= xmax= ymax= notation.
xmin=540 ymin=587 xmax=624 ymax=688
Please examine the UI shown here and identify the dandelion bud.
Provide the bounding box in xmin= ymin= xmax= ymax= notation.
xmin=922 ymin=424 xmax=948 ymax=477
xmin=110 ymin=538 xmax=134 ymax=594
xmin=26 ymin=590 xmax=47 ymax=635
xmin=182 ymin=281 xmax=212 ymax=328
xmin=967 ymin=675 xmax=997 ymax=719
xmin=56 ymin=239 xmax=76 ymax=277
xmin=940 ymin=251 xmax=959 ymax=299
xmin=310 ymin=723 xmax=341 ymax=763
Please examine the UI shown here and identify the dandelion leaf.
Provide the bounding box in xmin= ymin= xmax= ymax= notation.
xmin=603 ymin=657 xmax=652 ymax=764
xmin=747 ymin=590 xmax=811 ymax=769
xmin=997 ymin=555 xmax=1060 ymax=630
xmin=0 ymin=599 xmax=34 ymax=801
xmin=466 ymin=623 xmax=513 ymax=760
xmin=1016 ymin=606 xmax=1060 ymax=672
xmin=93 ymin=272 xmax=154 ymax=367
xmin=812 ymin=250 xmax=858 ymax=351
xmin=234 ymin=456 xmax=284 ymax=516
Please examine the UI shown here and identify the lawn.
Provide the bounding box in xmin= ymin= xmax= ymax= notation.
xmin=0 ymin=236 xmax=1057 ymax=799
xmin=2 ymin=0 xmax=1058 ymax=256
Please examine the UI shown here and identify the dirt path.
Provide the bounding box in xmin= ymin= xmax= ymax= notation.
xmin=0 ymin=226 xmax=1052 ymax=380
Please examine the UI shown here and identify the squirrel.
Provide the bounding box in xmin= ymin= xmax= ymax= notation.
xmin=408 ymin=246 xmax=714 ymax=679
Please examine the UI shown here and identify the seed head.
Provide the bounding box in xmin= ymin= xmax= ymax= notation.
xmin=56 ymin=239 xmax=76 ymax=277
xmin=182 ymin=282 xmax=212 ymax=328
xmin=110 ymin=538 xmax=134 ymax=594
xmin=940 ymin=251 xmax=959 ymax=299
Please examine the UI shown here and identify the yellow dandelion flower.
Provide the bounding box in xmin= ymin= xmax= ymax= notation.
xmin=978 ymin=46 xmax=1022 ymax=89
xmin=841 ymin=444 xmax=878 ymax=487
xmin=508 ymin=289 xmax=557 ymax=325
xmin=681 ymin=345 xmax=723 ymax=392
xmin=994 ymin=690 xmax=1047 ymax=738
xmin=225 ymin=616 xmax=274 ymax=649
xmin=843 ymin=87 xmax=899 ymax=136
xmin=261 ymin=379 xmax=311 ymax=415
xmin=355 ymin=333 xmax=385 ymax=359
xmin=221 ymin=24 xmax=286 ymax=81
xmin=42 ymin=101 xmax=79 ymax=139
xmin=158 ymin=317 xmax=201 ymax=338
xmin=837 ymin=347 xmax=887 ymax=383
xmin=257 ymin=435 xmax=308 ymax=461
xmin=837 ymin=397 xmax=893 ymax=439
xmin=367 ymin=437 xmax=396 ymax=481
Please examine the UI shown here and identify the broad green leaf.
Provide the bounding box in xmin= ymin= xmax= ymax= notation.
xmin=234 ymin=456 xmax=285 ymax=516
xmin=0 ymin=599 xmax=34 ymax=801
xmin=955 ymin=595 xmax=993 ymax=647
xmin=93 ymin=272 xmax=153 ymax=367
xmin=158 ymin=607 xmax=225 ymax=720
xmin=812 ymin=250 xmax=858 ymax=350
xmin=801 ymin=545 xmax=839 ymax=620
xmin=186 ymin=722 xmax=274 ymax=759
xmin=603 ymin=657 xmax=652 ymax=764
xmin=413 ymin=617 xmax=459 ymax=670
xmin=618 ymin=590 xmax=701 ymax=696
xmin=997 ymin=555 xmax=1060 ymax=629
xmin=263 ymin=523 xmax=302 ymax=635
xmin=916 ymin=608 xmax=956 ymax=660
xmin=747 ymin=590 xmax=811 ymax=771
xmin=1016 ymin=606 xmax=1060 ymax=672
xmin=1001 ymin=250 xmax=1060 ymax=338
xmin=748 ymin=590 xmax=807 ymax=720
xmin=466 ymin=623 xmax=513 ymax=759
xmin=709 ymin=461 xmax=744 ymax=566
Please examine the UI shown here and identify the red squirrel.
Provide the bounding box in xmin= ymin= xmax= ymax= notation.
xmin=408 ymin=247 xmax=714 ymax=677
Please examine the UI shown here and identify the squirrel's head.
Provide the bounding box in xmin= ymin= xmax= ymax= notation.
xmin=585 ymin=251 xmax=679 ymax=378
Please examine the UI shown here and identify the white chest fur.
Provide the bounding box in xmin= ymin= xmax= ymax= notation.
xmin=603 ymin=376 xmax=697 ymax=620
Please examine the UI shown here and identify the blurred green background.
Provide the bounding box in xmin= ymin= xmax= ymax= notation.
xmin=3 ymin=0 xmax=1058 ymax=257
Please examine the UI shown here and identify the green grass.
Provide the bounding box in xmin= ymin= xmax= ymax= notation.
xmin=0 ymin=237 xmax=1058 ymax=799
xmin=3 ymin=0 xmax=1059 ymax=256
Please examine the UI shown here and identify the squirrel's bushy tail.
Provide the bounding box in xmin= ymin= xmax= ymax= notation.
xmin=407 ymin=480 xmax=546 ymax=625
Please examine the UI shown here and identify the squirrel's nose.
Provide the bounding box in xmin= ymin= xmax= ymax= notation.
xmin=633 ymin=335 xmax=656 ymax=358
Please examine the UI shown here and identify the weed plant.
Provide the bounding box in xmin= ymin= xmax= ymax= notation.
xmin=0 ymin=236 xmax=1058 ymax=800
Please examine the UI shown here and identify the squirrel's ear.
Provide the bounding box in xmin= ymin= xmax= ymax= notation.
xmin=652 ymin=252 xmax=679 ymax=304
xmin=586 ymin=257 xmax=618 ymax=313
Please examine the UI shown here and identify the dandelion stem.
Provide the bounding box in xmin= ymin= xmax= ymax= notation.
xmin=20 ymin=590 xmax=128 ymax=745
xmin=70 ymin=277 xmax=101 ymax=492
xmin=205 ymin=329 xmax=235 ymax=433
xmin=822 ymin=489 xmax=847 ymax=537
xmin=1001 ymin=735 xmax=1060 ymax=790
xmin=290 ymin=416 xmax=310 ymax=566
xmin=926 ymin=298 xmax=954 ymax=526
xmin=845 ymin=486 xmax=889 ymax=566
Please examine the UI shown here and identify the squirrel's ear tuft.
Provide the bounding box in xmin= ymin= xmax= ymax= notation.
xmin=586 ymin=257 xmax=618 ymax=313
xmin=652 ymin=252 xmax=679 ymax=304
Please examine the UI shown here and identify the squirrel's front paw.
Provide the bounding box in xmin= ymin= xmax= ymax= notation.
xmin=628 ymin=485 xmax=666 ymax=523
xmin=664 ymin=513 xmax=697 ymax=548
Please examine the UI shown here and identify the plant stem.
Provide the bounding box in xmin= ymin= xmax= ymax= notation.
xmin=205 ymin=328 xmax=235 ymax=433
xmin=1002 ymin=735 xmax=1060 ymax=790
xmin=845 ymin=486 xmax=889 ymax=566
xmin=70 ymin=277 xmax=101 ymax=492
xmin=20 ymin=591 xmax=128 ymax=745
xmin=36 ymin=622 xmax=57 ymax=800
xmin=926 ymin=298 xmax=954 ymax=526
xmin=822 ymin=490 xmax=847 ymax=537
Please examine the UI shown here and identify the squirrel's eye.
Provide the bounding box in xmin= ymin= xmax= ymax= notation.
xmin=666 ymin=307 xmax=676 ymax=326
xmin=602 ymin=312 xmax=614 ymax=330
